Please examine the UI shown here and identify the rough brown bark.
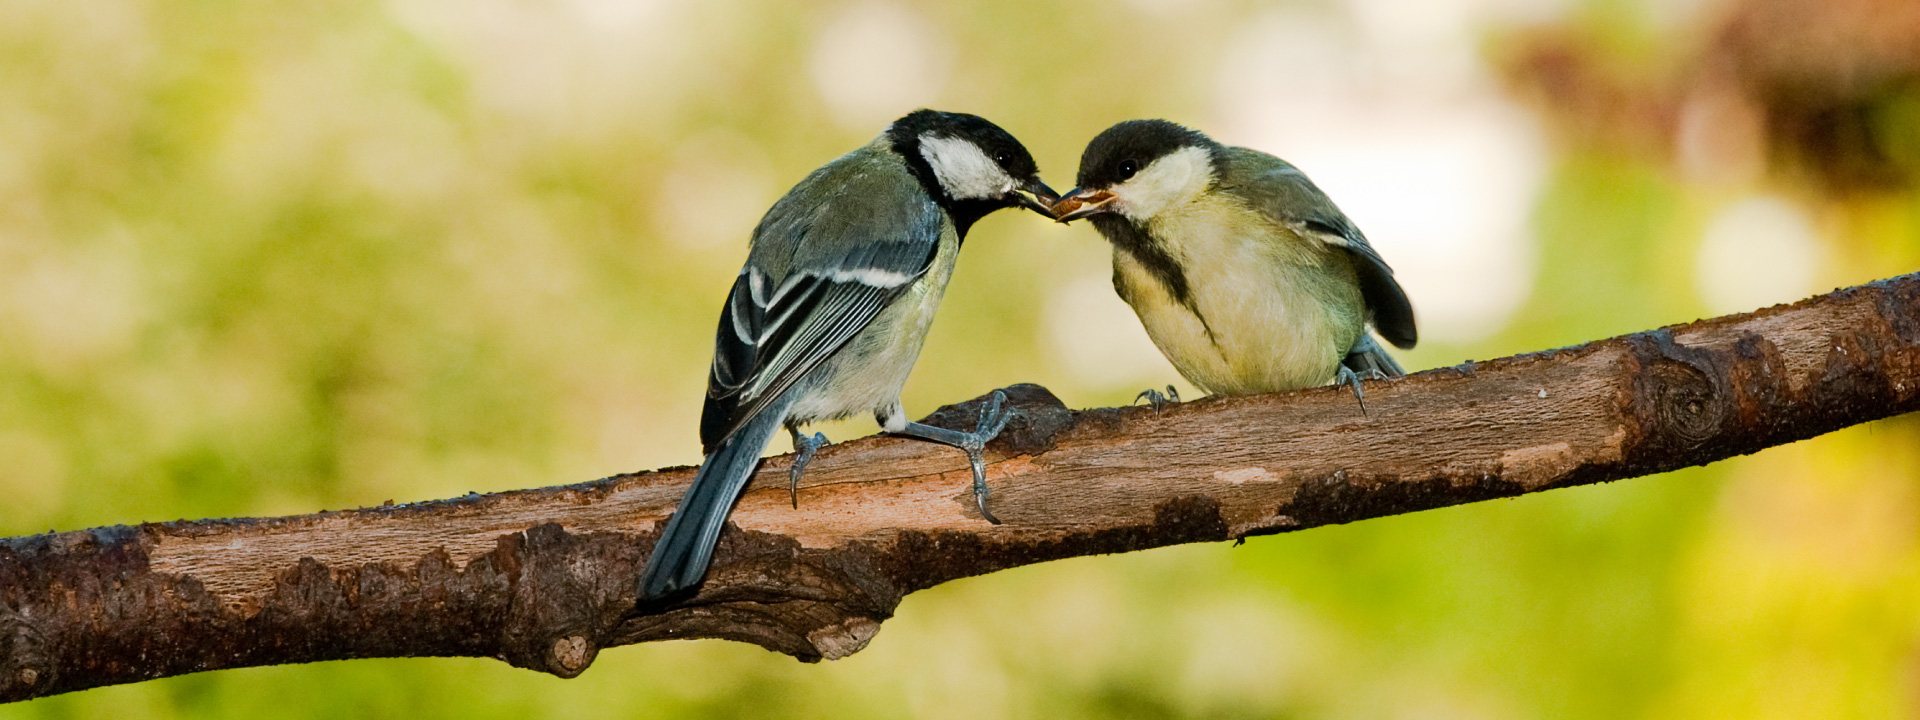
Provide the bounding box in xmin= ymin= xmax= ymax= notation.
xmin=4 ymin=273 xmax=1919 ymax=703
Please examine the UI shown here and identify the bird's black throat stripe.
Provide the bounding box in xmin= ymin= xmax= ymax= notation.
xmin=1093 ymin=215 xmax=1220 ymax=346
xmin=941 ymin=199 xmax=1003 ymax=239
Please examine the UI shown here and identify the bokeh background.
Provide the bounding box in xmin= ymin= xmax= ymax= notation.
xmin=5 ymin=0 xmax=1920 ymax=717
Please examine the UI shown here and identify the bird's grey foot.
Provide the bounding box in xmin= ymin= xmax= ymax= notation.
xmin=1133 ymin=385 xmax=1181 ymax=412
xmin=964 ymin=391 xmax=1015 ymax=523
xmin=890 ymin=390 xmax=1014 ymax=524
xmin=1334 ymin=365 xmax=1379 ymax=416
xmin=786 ymin=425 xmax=830 ymax=509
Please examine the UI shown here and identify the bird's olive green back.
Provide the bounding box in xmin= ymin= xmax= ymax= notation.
xmin=745 ymin=138 xmax=944 ymax=283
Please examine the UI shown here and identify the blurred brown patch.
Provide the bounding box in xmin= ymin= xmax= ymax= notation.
xmin=1497 ymin=0 xmax=1920 ymax=192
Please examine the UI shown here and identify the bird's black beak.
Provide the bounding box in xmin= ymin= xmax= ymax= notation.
xmin=1050 ymin=187 xmax=1118 ymax=223
xmin=1011 ymin=178 xmax=1060 ymax=218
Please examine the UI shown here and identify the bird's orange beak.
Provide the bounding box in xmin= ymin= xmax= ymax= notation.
xmin=1050 ymin=188 xmax=1117 ymax=223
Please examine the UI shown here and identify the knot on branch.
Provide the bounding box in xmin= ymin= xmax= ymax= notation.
xmin=1649 ymin=345 xmax=1726 ymax=445
xmin=1627 ymin=331 xmax=1734 ymax=455
xmin=493 ymin=523 xmax=642 ymax=677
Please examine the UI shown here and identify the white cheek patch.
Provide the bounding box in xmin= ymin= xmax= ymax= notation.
xmin=919 ymin=134 xmax=1014 ymax=200
xmin=1113 ymin=145 xmax=1214 ymax=221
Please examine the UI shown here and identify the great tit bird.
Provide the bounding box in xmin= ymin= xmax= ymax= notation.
xmin=1053 ymin=119 xmax=1415 ymax=406
xmin=637 ymin=109 xmax=1057 ymax=602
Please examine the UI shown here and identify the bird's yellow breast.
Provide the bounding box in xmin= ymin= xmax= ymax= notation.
xmin=1112 ymin=195 xmax=1363 ymax=396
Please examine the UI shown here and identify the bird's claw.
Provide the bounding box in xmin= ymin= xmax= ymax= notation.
xmin=788 ymin=431 xmax=829 ymax=508
xmin=1133 ymin=385 xmax=1181 ymax=412
xmin=1334 ymin=366 xmax=1374 ymax=417
xmin=966 ymin=390 xmax=1012 ymax=524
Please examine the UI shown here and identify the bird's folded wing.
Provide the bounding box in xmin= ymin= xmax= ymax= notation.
xmin=699 ymin=174 xmax=944 ymax=451
xmin=1230 ymin=150 xmax=1418 ymax=349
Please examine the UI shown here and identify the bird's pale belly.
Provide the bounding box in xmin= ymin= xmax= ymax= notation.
xmin=1115 ymin=239 xmax=1359 ymax=397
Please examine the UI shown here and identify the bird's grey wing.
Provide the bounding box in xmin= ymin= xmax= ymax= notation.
xmin=1224 ymin=148 xmax=1418 ymax=349
xmin=699 ymin=160 xmax=943 ymax=451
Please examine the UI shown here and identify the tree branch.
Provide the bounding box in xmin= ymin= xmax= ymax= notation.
xmin=5 ymin=273 xmax=1919 ymax=702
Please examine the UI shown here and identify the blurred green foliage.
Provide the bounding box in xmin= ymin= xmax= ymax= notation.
xmin=4 ymin=0 xmax=1919 ymax=718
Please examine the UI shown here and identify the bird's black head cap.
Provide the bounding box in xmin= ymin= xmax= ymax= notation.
xmin=1075 ymin=119 xmax=1219 ymax=190
xmin=888 ymin=109 xmax=1048 ymax=234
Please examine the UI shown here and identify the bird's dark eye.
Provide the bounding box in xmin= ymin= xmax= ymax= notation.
xmin=993 ymin=150 xmax=1011 ymax=165
xmin=1118 ymin=159 xmax=1139 ymax=179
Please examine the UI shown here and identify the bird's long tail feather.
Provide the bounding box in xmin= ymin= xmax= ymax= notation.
xmin=1341 ymin=333 xmax=1405 ymax=379
xmin=637 ymin=397 xmax=792 ymax=602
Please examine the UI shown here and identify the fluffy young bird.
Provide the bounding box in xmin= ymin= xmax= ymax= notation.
xmin=1054 ymin=119 xmax=1416 ymax=404
xmin=637 ymin=110 xmax=1056 ymax=602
